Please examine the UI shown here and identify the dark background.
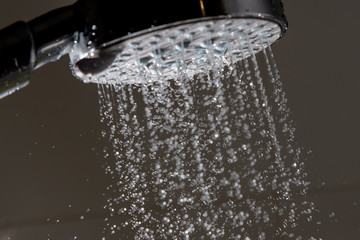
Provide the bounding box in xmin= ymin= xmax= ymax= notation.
xmin=0 ymin=0 xmax=359 ymax=239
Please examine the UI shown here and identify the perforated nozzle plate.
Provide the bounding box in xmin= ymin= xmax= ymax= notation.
xmin=70 ymin=18 xmax=281 ymax=85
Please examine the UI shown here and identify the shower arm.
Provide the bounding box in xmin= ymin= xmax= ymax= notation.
xmin=0 ymin=0 xmax=287 ymax=99
xmin=0 ymin=4 xmax=80 ymax=99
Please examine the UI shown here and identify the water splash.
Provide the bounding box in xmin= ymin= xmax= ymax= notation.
xmin=97 ymin=41 xmax=318 ymax=239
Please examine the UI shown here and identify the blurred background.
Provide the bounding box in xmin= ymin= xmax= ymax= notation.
xmin=0 ymin=0 xmax=359 ymax=239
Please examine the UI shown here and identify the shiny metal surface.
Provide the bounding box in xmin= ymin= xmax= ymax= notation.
xmin=0 ymin=0 xmax=287 ymax=99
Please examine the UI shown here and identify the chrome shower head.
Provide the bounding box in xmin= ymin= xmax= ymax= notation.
xmin=0 ymin=0 xmax=287 ymax=98
xmin=72 ymin=0 xmax=287 ymax=84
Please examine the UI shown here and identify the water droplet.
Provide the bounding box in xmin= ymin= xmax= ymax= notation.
xmin=93 ymin=25 xmax=316 ymax=239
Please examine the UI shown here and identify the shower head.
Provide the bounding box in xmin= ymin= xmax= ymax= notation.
xmin=0 ymin=0 xmax=287 ymax=98
xmin=72 ymin=0 xmax=287 ymax=84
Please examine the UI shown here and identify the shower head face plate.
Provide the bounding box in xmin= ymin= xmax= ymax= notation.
xmin=70 ymin=18 xmax=281 ymax=85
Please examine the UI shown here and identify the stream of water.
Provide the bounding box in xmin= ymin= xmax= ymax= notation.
xmin=97 ymin=41 xmax=318 ymax=239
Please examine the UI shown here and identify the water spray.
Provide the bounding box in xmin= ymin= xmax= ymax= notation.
xmin=0 ymin=1 xmax=321 ymax=239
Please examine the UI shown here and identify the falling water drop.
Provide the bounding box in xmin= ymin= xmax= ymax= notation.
xmin=93 ymin=23 xmax=318 ymax=239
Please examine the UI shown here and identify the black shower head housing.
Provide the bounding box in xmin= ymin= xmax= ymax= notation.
xmin=77 ymin=0 xmax=287 ymax=48
xmin=0 ymin=0 xmax=287 ymax=98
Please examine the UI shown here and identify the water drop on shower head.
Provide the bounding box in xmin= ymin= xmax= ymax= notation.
xmin=69 ymin=0 xmax=287 ymax=85
xmin=70 ymin=18 xmax=282 ymax=84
